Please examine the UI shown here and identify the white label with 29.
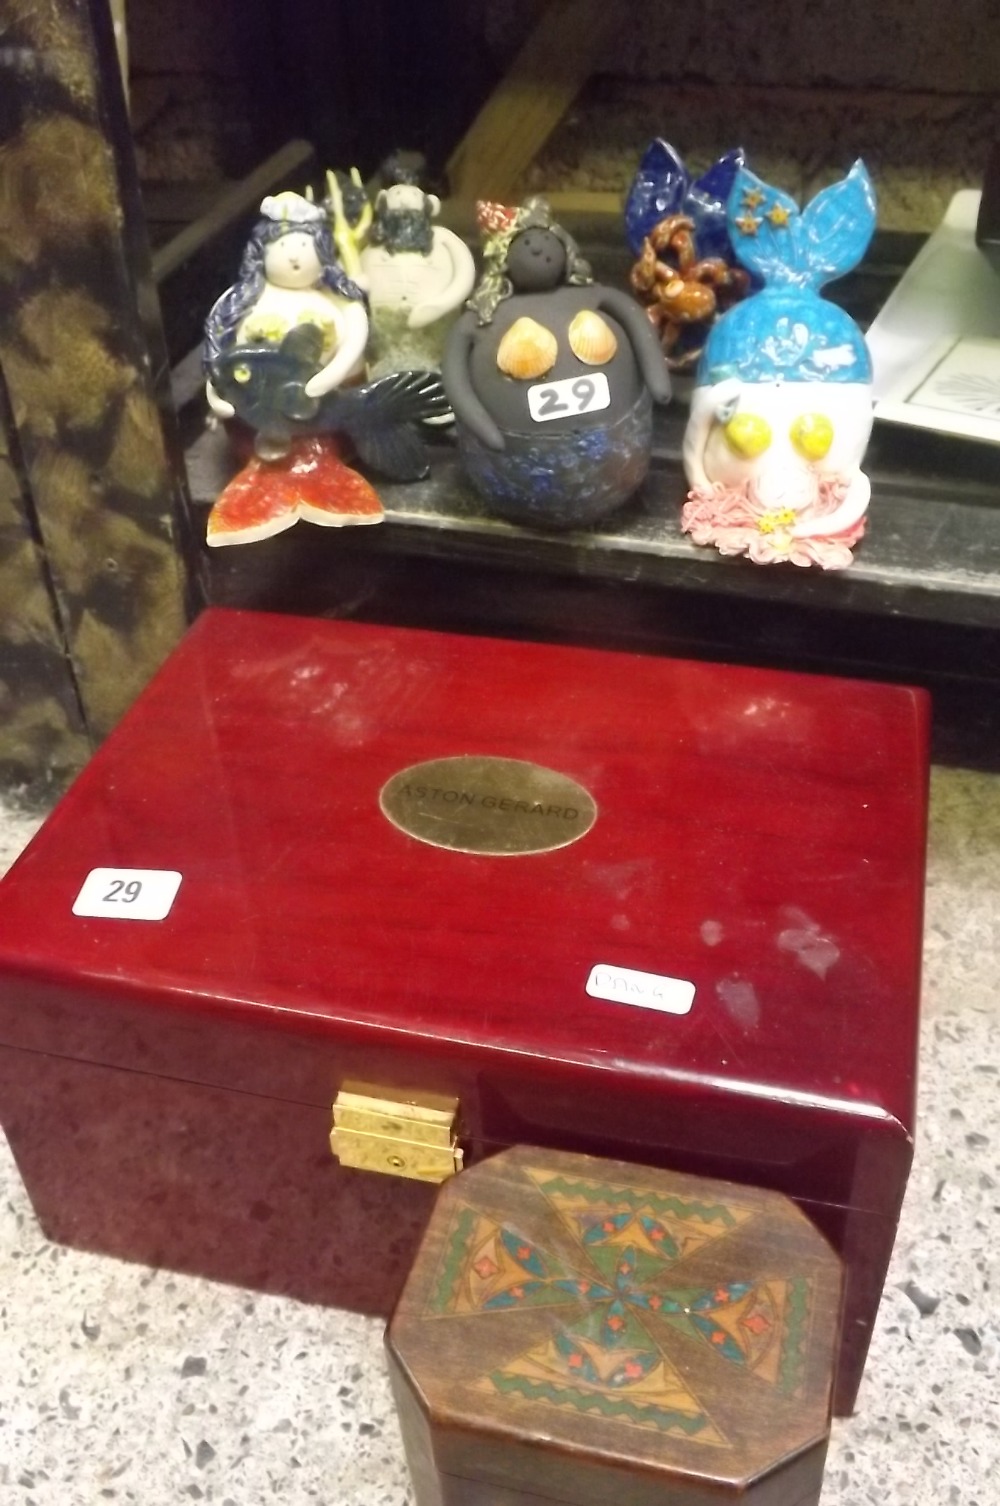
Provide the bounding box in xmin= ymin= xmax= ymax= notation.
xmin=72 ymin=867 xmax=183 ymax=921
xmin=527 ymin=372 xmax=611 ymax=423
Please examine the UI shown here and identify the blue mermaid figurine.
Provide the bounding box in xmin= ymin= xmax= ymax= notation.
xmin=682 ymin=162 xmax=877 ymax=568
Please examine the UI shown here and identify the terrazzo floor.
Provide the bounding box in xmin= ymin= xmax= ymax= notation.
xmin=1 ymin=769 xmax=998 ymax=1506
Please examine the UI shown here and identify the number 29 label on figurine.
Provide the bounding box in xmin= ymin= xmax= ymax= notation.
xmin=528 ymin=372 xmax=611 ymax=423
xmin=72 ymin=867 xmax=183 ymax=921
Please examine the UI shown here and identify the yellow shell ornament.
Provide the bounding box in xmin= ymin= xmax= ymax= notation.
xmin=567 ymin=309 xmax=617 ymax=365
xmin=723 ymin=412 xmax=772 ymax=458
xmin=790 ymin=412 xmax=834 ymax=461
xmin=496 ymin=317 xmax=558 ymax=380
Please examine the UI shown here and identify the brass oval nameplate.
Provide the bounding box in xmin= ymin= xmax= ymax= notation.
xmin=379 ymin=756 xmax=597 ymax=856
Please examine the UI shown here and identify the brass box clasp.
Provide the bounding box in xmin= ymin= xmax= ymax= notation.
xmin=330 ymin=1086 xmax=464 ymax=1184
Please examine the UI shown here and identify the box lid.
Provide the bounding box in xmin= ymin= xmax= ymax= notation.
xmin=387 ymin=1145 xmax=840 ymax=1506
xmin=0 ymin=609 xmax=928 ymax=1211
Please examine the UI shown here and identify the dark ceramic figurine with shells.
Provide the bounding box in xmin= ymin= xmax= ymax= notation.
xmin=443 ymin=198 xmax=671 ymax=530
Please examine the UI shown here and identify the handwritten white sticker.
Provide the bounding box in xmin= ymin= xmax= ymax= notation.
xmin=527 ymin=371 xmax=611 ymax=423
xmin=586 ymin=964 xmax=695 ymax=1016
xmin=72 ymin=868 xmax=183 ymax=921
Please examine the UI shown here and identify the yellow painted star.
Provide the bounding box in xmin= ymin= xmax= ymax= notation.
xmin=742 ymin=188 xmax=766 ymax=209
xmin=757 ymin=509 xmax=797 ymax=535
xmin=735 ymin=214 xmax=761 ymax=236
xmin=766 ymin=203 xmax=792 ymax=227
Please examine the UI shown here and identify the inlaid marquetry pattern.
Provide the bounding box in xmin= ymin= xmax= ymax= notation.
xmin=426 ymin=1167 xmax=813 ymax=1445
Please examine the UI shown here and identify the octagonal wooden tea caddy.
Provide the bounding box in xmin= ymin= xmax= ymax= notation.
xmin=388 ymin=1145 xmax=842 ymax=1506
xmin=0 ymin=608 xmax=927 ymax=1425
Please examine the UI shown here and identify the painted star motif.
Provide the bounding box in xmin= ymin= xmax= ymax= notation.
xmin=427 ymin=1173 xmax=813 ymax=1443
xmin=766 ymin=203 xmax=792 ymax=227
xmin=741 ymin=188 xmax=766 ymax=209
xmin=734 ymin=214 xmax=761 ymax=236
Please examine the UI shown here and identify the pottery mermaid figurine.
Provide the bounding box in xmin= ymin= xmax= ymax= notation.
xmin=360 ymin=168 xmax=476 ymax=376
xmin=200 ymin=190 xmax=448 ymax=547
xmin=443 ymin=197 xmax=671 ymax=529
xmin=682 ymin=161 xmax=877 ymax=568
xmin=204 ymin=190 xmax=369 ymax=427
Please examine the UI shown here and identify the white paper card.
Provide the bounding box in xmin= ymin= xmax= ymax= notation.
xmin=586 ymin=963 xmax=695 ymax=1016
xmin=72 ymin=868 xmax=183 ymax=921
xmin=527 ymin=371 xmax=611 ymax=423
xmin=907 ymin=335 xmax=1000 ymax=418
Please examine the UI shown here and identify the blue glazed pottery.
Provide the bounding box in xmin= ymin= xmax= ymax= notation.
xmin=457 ymin=389 xmax=653 ymax=530
xmin=682 ymin=161 xmax=878 ymax=569
xmin=626 ymin=141 xmax=753 ymax=370
xmin=625 ymin=139 xmax=746 ymax=264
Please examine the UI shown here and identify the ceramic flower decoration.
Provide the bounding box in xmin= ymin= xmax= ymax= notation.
xmin=681 ymin=161 xmax=878 ymax=569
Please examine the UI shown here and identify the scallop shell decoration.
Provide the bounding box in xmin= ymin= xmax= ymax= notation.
xmin=568 ymin=309 xmax=617 ymax=365
xmin=496 ymin=317 xmax=558 ymax=380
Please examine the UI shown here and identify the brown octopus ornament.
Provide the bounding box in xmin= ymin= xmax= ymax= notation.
xmin=630 ymin=214 xmax=750 ymax=372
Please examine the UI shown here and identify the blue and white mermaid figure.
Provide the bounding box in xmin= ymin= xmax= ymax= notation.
xmin=200 ymin=191 xmax=450 ymax=546
xmin=682 ymin=162 xmax=877 ymax=568
xmin=204 ymin=192 xmax=369 ymax=423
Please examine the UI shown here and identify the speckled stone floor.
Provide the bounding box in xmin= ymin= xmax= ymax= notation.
xmin=1 ymin=768 xmax=998 ymax=1506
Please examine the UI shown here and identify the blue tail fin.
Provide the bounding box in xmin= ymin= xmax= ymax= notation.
xmin=727 ymin=161 xmax=876 ymax=291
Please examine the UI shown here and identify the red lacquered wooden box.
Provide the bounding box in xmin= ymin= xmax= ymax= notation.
xmin=0 ymin=609 xmax=928 ymax=1415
